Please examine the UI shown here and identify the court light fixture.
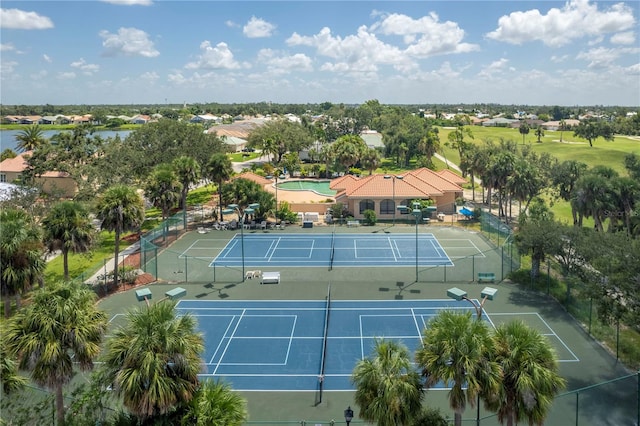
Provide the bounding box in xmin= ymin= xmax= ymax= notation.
xmin=223 ymin=203 xmax=260 ymax=282
xmin=384 ymin=174 xmax=404 ymax=226
xmin=344 ymin=406 xmax=354 ymax=425
xmin=446 ymin=286 xmax=497 ymax=426
xmin=446 ymin=287 xmax=497 ymax=320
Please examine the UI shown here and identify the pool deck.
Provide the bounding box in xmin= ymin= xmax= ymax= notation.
xmin=265 ymin=182 xmax=335 ymax=203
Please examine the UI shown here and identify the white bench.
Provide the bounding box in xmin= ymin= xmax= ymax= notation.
xmin=347 ymin=220 xmax=360 ymax=227
xmin=261 ymin=272 xmax=280 ymax=284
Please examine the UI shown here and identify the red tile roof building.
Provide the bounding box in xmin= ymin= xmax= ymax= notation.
xmin=330 ymin=168 xmax=464 ymax=220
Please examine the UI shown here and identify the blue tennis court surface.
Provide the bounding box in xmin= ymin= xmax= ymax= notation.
xmin=211 ymin=233 xmax=453 ymax=268
xmin=177 ymin=299 xmax=488 ymax=391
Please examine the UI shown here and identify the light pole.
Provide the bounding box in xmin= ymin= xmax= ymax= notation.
xmin=384 ymin=175 xmax=404 ymax=226
xmin=411 ymin=203 xmax=421 ymax=282
xmin=446 ymin=286 xmax=498 ymax=426
xmin=223 ymin=202 xmax=259 ymax=281
xmin=344 ymin=406 xmax=354 ymax=425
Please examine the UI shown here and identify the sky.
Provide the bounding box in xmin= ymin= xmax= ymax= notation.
xmin=1 ymin=0 xmax=639 ymax=107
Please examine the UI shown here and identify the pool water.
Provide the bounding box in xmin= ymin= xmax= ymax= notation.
xmin=275 ymin=180 xmax=336 ymax=197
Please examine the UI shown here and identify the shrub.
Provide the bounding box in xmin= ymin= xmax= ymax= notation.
xmin=363 ymin=209 xmax=377 ymax=226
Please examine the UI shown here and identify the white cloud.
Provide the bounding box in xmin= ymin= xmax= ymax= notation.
xmin=478 ymin=58 xmax=510 ymax=78
xmin=99 ymin=0 xmax=153 ymax=5
xmin=30 ymin=70 xmax=47 ymax=80
xmin=43 ymin=54 xmax=52 ymax=63
xmin=140 ymin=71 xmax=159 ymax=81
xmin=57 ymin=72 xmax=76 ymax=80
xmin=486 ymin=0 xmax=636 ymax=47
xmin=100 ymin=27 xmax=159 ymax=57
xmin=626 ymin=63 xmax=640 ymax=74
xmin=576 ymin=46 xmax=640 ymax=69
xmin=0 ymin=60 xmax=18 ymax=75
xmin=372 ymin=12 xmax=480 ymax=57
xmin=0 ymin=8 xmax=54 ymax=30
xmin=287 ymin=26 xmax=414 ymax=74
xmin=226 ymin=20 xmax=239 ymax=28
xmin=1 ymin=43 xmax=15 ymax=51
xmin=184 ymin=41 xmax=246 ymax=70
xmin=243 ymin=16 xmax=276 ymax=38
xmin=611 ymin=31 xmax=636 ymax=45
xmin=551 ymin=54 xmax=569 ymax=63
xmin=257 ymin=49 xmax=313 ymax=74
xmin=71 ymin=58 xmax=100 ymax=75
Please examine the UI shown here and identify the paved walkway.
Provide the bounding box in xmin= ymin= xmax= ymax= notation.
xmin=83 ymin=241 xmax=140 ymax=284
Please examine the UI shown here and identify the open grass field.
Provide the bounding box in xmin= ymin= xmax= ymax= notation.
xmin=437 ymin=126 xmax=640 ymax=175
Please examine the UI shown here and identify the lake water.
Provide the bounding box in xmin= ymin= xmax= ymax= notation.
xmin=0 ymin=129 xmax=132 ymax=152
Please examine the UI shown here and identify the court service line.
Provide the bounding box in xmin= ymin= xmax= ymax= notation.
xmin=535 ymin=313 xmax=580 ymax=362
xmin=212 ymin=309 xmax=247 ymax=376
xmin=428 ymin=239 xmax=446 ymax=259
xmin=208 ymin=317 xmax=238 ymax=366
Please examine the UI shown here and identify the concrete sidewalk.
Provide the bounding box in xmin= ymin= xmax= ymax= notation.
xmin=84 ymin=241 xmax=140 ymax=284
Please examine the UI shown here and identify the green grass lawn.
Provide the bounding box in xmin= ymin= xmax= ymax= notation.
xmin=44 ymin=231 xmax=132 ymax=283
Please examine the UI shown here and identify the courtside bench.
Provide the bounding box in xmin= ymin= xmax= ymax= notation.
xmin=261 ymin=272 xmax=280 ymax=285
xmin=477 ymin=272 xmax=496 ymax=283
xmin=347 ymin=220 xmax=360 ymax=227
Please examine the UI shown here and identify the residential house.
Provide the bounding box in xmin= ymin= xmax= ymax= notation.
xmin=130 ymin=114 xmax=151 ymax=124
xmin=0 ymin=151 xmax=77 ymax=198
xmin=330 ymin=168 xmax=465 ymax=220
xmin=359 ymin=130 xmax=384 ymax=149
xmin=541 ymin=119 xmax=580 ymax=131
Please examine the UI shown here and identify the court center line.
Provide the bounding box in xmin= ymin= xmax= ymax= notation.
xmin=264 ymin=240 xmax=277 ymax=259
xmin=212 ymin=309 xmax=246 ymax=376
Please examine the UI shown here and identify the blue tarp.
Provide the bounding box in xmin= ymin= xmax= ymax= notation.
xmin=459 ymin=207 xmax=474 ymax=217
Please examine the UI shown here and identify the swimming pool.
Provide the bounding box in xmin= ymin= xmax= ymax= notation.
xmin=275 ymin=179 xmax=336 ymax=197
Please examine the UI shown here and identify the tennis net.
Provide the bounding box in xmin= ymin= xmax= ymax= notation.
xmin=329 ymin=227 xmax=336 ymax=270
xmin=318 ymin=282 xmax=331 ymax=402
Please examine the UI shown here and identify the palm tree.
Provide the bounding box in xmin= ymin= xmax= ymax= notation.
xmin=100 ymin=301 xmax=204 ymax=422
xmin=360 ymin=148 xmax=381 ymax=175
xmin=94 ymin=185 xmax=144 ymax=289
xmin=172 ymin=155 xmax=201 ymax=218
xmin=487 ymin=320 xmax=566 ymax=426
xmin=41 ymin=200 xmax=96 ymax=281
xmin=534 ymin=125 xmax=545 ymax=143
xmin=0 ymin=208 xmax=46 ymax=317
xmin=15 ymin=123 xmax=47 ymax=152
xmin=206 ymin=153 xmax=233 ymax=222
xmin=0 ymin=326 xmax=27 ymax=396
xmin=415 ymin=311 xmax=500 ymax=426
xmin=518 ymin=122 xmax=530 ymax=145
xmin=4 ymin=280 xmax=107 ymax=425
xmin=559 ymin=119 xmax=566 ymax=143
xmin=145 ymin=164 xmax=182 ymax=221
xmin=352 ymin=338 xmax=423 ymax=426
xmin=182 ymin=379 xmax=248 ymax=425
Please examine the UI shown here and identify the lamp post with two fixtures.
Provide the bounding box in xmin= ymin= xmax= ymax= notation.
xmin=446 ymin=286 xmax=498 ymax=425
xmin=222 ymin=202 xmax=259 ymax=281
xmin=383 ymin=175 xmax=404 ymax=226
